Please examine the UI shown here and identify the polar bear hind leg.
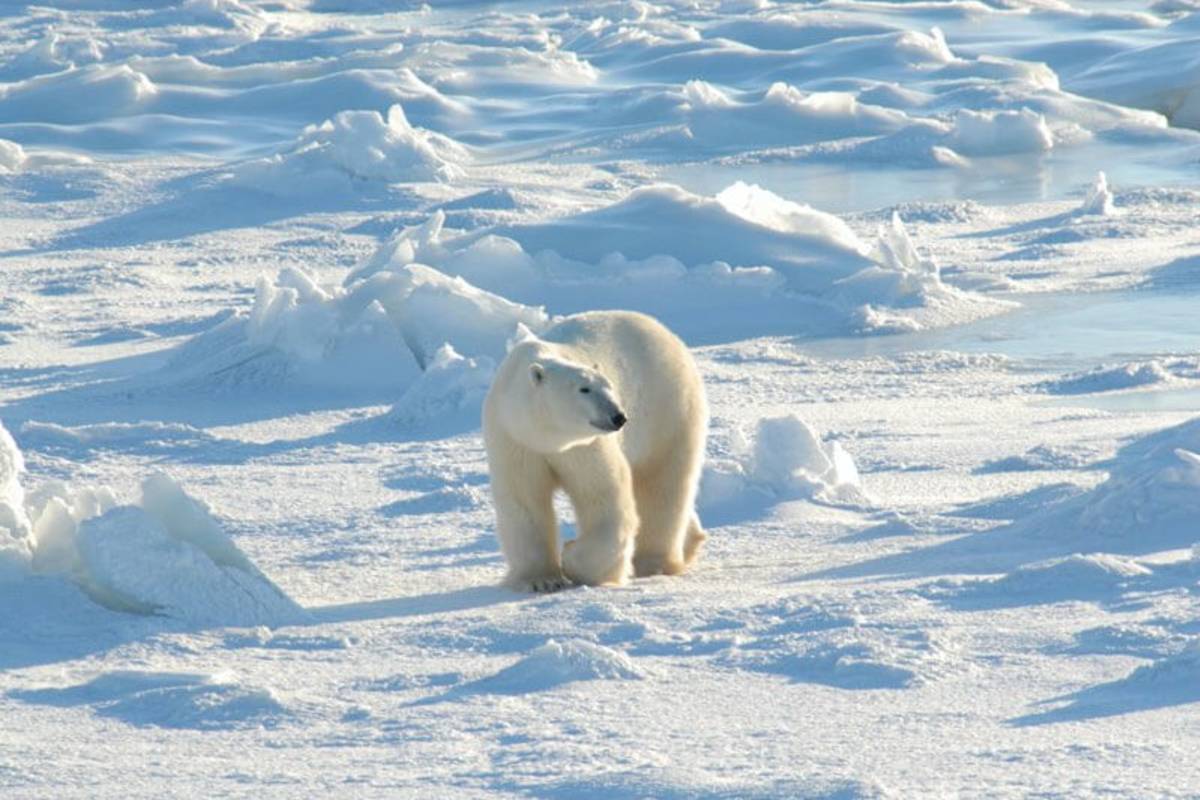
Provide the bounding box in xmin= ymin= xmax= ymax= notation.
xmin=632 ymin=441 xmax=703 ymax=577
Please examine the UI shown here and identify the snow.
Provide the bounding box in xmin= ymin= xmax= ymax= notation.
xmin=1 ymin=431 xmax=301 ymax=626
xmin=3 ymin=0 xmax=1200 ymax=796
xmin=1036 ymin=360 xmax=1172 ymax=394
xmin=1079 ymin=170 xmax=1117 ymax=216
xmin=702 ymin=415 xmax=868 ymax=513
xmin=230 ymin=104 xmax=468 ymax=194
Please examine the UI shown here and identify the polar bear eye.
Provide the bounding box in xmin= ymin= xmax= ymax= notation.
xmin=579 ymin=387 xmax=590 ymax=394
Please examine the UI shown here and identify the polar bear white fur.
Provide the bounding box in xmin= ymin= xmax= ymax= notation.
xmin=483 ymin=310 xmax=708 ymax=591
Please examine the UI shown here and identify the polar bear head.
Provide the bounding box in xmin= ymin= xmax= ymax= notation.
xmin=497 ymin=341 xmax=627 ymax=453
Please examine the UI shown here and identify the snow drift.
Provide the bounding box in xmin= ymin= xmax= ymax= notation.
xmin=1 ymin=422 xmax=301 ymax=626
xmin=231 ymin=104 xmax=467 ymax=194
xmin=1013 ymin=416 xmax=1200 ymax=552
xmin=495 ymin=182 xmax=875 ymax=293
xmin=351 ymin=183 xmax=1005 ymax=339
xmin=702 ymin=415 xmax=869 ymax=511
xmin=165 ymin=261 xmax=547 ymax=394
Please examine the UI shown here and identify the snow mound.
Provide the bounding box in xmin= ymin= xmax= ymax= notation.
xmin=231 ymin=104 xmax=467 ymax=194
xmin=497 ymin=182 xmax=875 ymax=294
xmin=729 ymin=625 xmax=955 ymax=690
xmin=0 ymin=64 xmax=158 ymax=126
xmin=702 ymin=415 xmax=868 ymax=510
xmin=351 ymin=185 xmax=1004 ymax=340
xmin=461 ymin=640 xmax=644 ymax=695
xmin=945 ymin=108 xmax=1054 ymax=157
xmin=11 ymin=670 xmax=292 ymax=731
xmin=0 ymin=423 xmax=33 ymax=579
xmin=1079 ymin=171 xmax=1117 ymax=216
xmin=19 ymin=421 xmax=216 ymax=455
xmin=0 ymin=30 xmax=105 ymax=81
xmin=1014 ymin=417 xmax=1200 ymax=551
xmin=836 ymin=212 xmax=1005 ymax=333
xmin=1070 ymin=35 xmax=1200 ymax=129
xmin=0 ymin=139 xmax=25 ymax=173
xmin=682 ymin=80 xmax=911 ymax=150
xmin=74 ymin=502 xmax=300 ymax=627
xmin=933 ymin=554 xmax=1151 ymax=608
xmin=1014 ymin=641 xmax=1200 ymax=724
xmin=387 ymin=344 xmax=494 ymax=428
xmin=167 ymin=263 xmax=544 ymax=393
xmin=2 ymin=432 xmax=302 ymax=626
xmin=976 ymin=443 xmax=1101 ymax=473
xmin=1036 ymin=360 xmax=1170 ymax=394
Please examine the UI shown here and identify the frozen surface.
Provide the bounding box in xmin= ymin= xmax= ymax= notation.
xmin=2 ymin=0 xmax=1200 ymax=797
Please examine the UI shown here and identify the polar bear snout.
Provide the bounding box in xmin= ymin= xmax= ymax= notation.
xmin=592 ymin=410 xmax=627 ymax=433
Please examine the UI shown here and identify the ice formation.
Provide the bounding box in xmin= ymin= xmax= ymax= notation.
xmin=703 ymin=415 xmax=868 ymax=509
xmin=0 ymin=425 xmax=301 ymax=626
xmin=232 ymin=104 xmax=467 ymax=194
xmin=1078 ymin=171 xmax=1117 ymax=216
xmin=1016 ymin=417 xmax=1200 ymax=549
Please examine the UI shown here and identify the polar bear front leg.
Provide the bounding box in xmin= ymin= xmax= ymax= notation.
xmin=489 ymin=449 xmax=566 ymax=593
xmin=553 ymin=444 xmax=638 ymax=587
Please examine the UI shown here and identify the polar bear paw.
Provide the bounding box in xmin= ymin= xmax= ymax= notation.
xmin=509 ymin=572 xmax=571 ymax=593
xmin=562 ymin=537 xmax=632 ymax=587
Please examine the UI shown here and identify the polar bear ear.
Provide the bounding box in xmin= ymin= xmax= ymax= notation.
xmin=508 ymin=323 xmax=539 ymax=351
xmin=529 ymin=363 xmax=545 ymax=385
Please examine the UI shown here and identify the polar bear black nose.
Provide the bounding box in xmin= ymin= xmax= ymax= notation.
xmin=611 ymin=412 xmax=627 ymax=430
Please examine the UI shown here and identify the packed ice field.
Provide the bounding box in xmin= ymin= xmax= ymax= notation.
xmin=2 ymin=0 xmax=1200 ymax=797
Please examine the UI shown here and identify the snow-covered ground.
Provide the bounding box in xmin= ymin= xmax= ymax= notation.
xmin=2 ymin=0 xmax=1200 ymax=796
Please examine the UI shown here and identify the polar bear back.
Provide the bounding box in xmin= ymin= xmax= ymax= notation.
xmin=540 ymin=310 xmax=705 ymax=468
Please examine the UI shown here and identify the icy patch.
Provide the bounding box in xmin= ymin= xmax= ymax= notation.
xmin=231 ymin=105 xmax=466 ymax=195
xmin=10 ymin=670 xmax=292 ymax=730
xmin=455 ymin=640 xmax=643 ymax=696
xmin=1035 ymin=361 xmax=1171 ymax=394
xmin=1078 ymin=171 xmax=1117 ymax=216
xmin=702 ymin=415 xmax=868 ymax=510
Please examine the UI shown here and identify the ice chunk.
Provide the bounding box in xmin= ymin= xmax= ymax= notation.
xmin=388 ymin=343 xmax=495 ymax=427
xmin=947 ymin=108 xmax=1054 ymax=156
xmin=168 ymin=262 xmax=545 ymax=392
xmin=0 ymin=140 xmax=26 ymax=173
xmin=1079 ymin=171 xmax=1116 ymax=216
xmin=231 ymin=104 xmax=467 ymax=195
xmin=703 ymin=415 xmax=868 ymax=509
xmin=0 ymin=422 xmax=33 ymax=578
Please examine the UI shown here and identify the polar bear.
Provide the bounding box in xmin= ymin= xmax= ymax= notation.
xmin=483 ymin=310 xmax=707 ymax=591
